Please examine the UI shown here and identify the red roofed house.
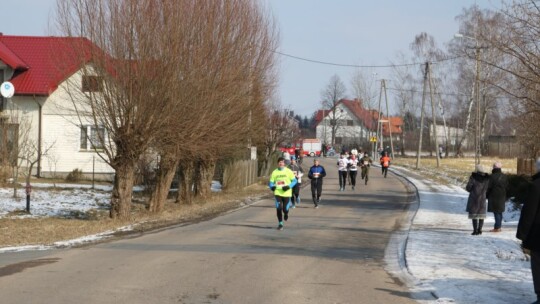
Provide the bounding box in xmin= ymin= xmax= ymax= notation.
xmin=315 ymin=98 xmax=403 ymax=150
xmin=0 ymin=34 xmax=114 ymax=180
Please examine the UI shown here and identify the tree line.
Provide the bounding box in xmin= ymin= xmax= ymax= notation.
xmin=314 ymin=1 xmax=540 ymax=158
xmin=54 ymin=0 xmax=280 ymax=219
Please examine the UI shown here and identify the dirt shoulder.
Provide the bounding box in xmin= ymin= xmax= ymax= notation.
xmin=0 ymin=183 xmax=271 ymax=248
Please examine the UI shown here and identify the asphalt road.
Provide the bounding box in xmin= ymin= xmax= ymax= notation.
xmin=0 ymin=157 xmax=417 ymax=304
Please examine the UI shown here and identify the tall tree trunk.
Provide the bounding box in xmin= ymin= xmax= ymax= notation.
xmin=176 ymin=160 xmax=194 ymax=204
xmin=195 ymin=158 xmax=216 ymax=199
xmin=148 ymin=154 xmax=179 ymax=213
xmin=110 ymin=161 xmax=136 ymax=219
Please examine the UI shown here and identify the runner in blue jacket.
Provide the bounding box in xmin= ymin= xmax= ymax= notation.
xmin=308 ymin=158 xmax=326 ymax=208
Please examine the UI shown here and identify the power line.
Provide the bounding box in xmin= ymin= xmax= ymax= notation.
xmin=273 ymin=50 xmax=463 ymax=68
xmin=386 ymin=86 xmax=469 ymax=97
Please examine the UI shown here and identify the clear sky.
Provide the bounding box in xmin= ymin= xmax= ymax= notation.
xmin=0 ymin=0 xmax=500 ymax=117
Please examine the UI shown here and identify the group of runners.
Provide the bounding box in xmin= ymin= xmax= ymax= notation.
xmin=268 ymin=149 xmax=391 ymax=230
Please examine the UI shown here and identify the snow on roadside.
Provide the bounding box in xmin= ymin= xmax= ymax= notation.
xmin=0 ymin=186 xmax=110 ymax=218
xmin=392 ymin=166 xmax=535 ymax=304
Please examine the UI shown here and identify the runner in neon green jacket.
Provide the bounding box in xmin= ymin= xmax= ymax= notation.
xmin=269 ymin=157 xmax=297 ymax=230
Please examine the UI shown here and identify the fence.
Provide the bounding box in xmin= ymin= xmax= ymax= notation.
xmin=222 ymin=159 xmax=259 ymax=190
xmin=486 ymin=135 xmax=527 ymax=158
xmin=517 ymin=158 xmax=536 ymax=176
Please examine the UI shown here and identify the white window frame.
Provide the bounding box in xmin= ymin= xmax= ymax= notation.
xmin=80 ymin=125 xmax=105 ymax=151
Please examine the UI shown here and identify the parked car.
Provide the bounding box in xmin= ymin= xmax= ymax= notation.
xmin=326 ymin=148 xmax=336 ymax=157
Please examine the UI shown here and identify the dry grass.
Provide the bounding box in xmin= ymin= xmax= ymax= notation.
xmin=0 ymin=183 xmax=270 ymax=248
xmin=392 ymin=156 xmax=517 ymax=186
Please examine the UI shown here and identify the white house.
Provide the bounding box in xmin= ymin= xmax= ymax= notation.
xmin=315 ymin=99 xmax=403 ymax=149
xmin=0 ymin=35 xmax=114 ymax=180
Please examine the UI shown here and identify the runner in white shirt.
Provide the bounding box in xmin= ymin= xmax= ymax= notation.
xmin=337 ymin=154 xmax=350 ymax=191
xmin=348 ymin=154 xmax=359 ymax=190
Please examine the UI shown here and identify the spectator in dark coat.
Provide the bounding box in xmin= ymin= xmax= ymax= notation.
xmin=466 ymin=164 xmax=490 ymax=235
xmin=487 ymin=162 xmax=508 ymax=232
xmin=517 ymin=158 xmax=540 ymax=304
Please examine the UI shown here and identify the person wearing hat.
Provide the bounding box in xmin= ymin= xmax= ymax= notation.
xmin=287 ymin=157 xmax=304 ymax=208
xmin=466 ymin=164 xmax=490 ymax=235
xmin=487 ymin=162 xmax=508 ymax=232
xmin=517 ymin=158 xmax=540 ymax=303
xmin=269 ymin=157 xmax=297 ymax=230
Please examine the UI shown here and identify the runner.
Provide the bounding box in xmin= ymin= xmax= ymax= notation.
xmin=380 ymin=151 xmax=391 ymax=178
xmin=269 ymin=157 xmax=298 ymax=230
xmin=337 ymin=153 xmax=349 ymax=191
xmin=308 ymin=158 xmax=326 ymax=208
xmin=361 ymin=152 xmax=373 ymax=185
xmin=288 ymin=157 xmax=304 ymax=208
xmin=348 ymin=154 xmax=359 ymax=190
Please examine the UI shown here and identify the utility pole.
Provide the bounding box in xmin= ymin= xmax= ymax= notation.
xmin=382 ymin=79 xmax=394 ymax=159
xmin=474 ymin=45 xmax=481 ymax=165
xmin=416 ymin=62 xmax=429 ymax=169
xmin=375 ymin=79 xmax=384 ymax=157
xmin=428 ymin=64 xmax=440 ymax=167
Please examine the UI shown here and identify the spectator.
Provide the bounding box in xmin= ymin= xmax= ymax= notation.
xmin=517 ymin=158 xmax=540 ymax=304
xmin=466 ymin=164 xmax=490 ymax=235
xmin=487 ymin=162 xmax=508 ymax=232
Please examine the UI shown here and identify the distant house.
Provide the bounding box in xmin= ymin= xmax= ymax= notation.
xmin=0 ymin=34 xmax=114 ymax=180
xmin=314 ymin=98 xmax=403 ymax=149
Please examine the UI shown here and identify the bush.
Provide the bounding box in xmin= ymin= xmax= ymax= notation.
xmin=66 ymin=168 xmax=83 ymax=182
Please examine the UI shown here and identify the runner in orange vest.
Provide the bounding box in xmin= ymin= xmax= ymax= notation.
xmin=380 ymin=151 xmax=391 ymax=178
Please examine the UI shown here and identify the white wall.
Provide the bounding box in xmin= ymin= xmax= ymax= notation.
xmin=41 ymin=69 xmax=114 ymax=176
xmin=316 ymin=103 xmax=369 ymax=145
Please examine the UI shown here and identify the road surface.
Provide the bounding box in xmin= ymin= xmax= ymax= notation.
xmin=0 ymin=157 xmax=417 ymax=303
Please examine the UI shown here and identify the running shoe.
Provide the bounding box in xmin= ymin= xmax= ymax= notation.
xmin=277 ymin=222 xmax=284 ymax=230
xmin=284 ymin=213 xmax=288 ymax=221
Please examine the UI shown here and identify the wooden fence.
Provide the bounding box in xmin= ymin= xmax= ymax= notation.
xmin=517 ymin=158 xmax=536 ymax=176
xmin=222 ymin=159 xmax=259 ymax=190
xmin=486 ymin=135 xmax=527 ymax=158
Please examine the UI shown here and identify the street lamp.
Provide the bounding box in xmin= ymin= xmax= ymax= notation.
xmin=455 ymin=32 xmax=482 ymax=165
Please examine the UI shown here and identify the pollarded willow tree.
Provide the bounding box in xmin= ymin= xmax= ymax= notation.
xmin=146 ymin=0 xmax=278 ymax=212
xmin=54 ymin=0 xmax=190 ymax=219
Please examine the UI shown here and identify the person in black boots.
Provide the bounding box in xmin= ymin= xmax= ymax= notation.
xmin=487 ymin=162 xmax=508 ymax=232
xmin=308 ymin=158 xmax=326 ymax=208
xmin=517 ymin=158 xmax=540 ymax=304
xmin=466 ymin=164 xmax=490 ymax=235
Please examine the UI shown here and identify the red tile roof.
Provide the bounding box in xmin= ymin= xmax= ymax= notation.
xmin=0 ymin=35 xmax=94 ymax=96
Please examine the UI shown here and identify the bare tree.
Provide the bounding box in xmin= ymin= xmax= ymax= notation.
xmin=320 ymin=74 xmax=347 ymax=146
xmin=391 ymin=51 xmax=419 ymax=155
xmin=145 ymin=0 xmax=278 ymax=212
xmin=55 ymin=0 xmax=186 ymax=219
xmin=350 ymin=68 xmax=378 ymax=110
xmin=476 ymin=0 xmax=540 ymax=156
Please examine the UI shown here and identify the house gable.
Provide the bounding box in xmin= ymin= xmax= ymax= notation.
xmin=0 ymin=35 xmax=94 ymax=96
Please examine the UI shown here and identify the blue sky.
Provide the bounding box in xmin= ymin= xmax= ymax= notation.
xmin=1 ymin=0 xmax=499 ymax=117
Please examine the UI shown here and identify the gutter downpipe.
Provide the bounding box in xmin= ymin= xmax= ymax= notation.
xmin=33 ymin=95 xmax=42 ymax=178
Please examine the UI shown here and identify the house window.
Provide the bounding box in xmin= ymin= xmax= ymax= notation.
xmin=80 ymin=125 xmax=105 ymax=150
xmin=82 ymin=76 xmax=103 ymax=92
xmin=347 ymin=120 xmax=354 ymax=126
